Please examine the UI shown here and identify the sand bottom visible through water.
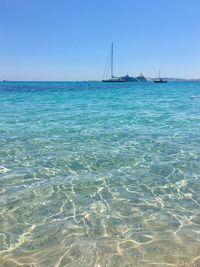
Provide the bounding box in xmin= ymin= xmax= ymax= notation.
xmin=0 ymin=81 xmax=200 ymax=266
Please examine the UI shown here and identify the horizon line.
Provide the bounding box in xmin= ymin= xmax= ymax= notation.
xmin=1 ymin=78 xmax=200 ymax=82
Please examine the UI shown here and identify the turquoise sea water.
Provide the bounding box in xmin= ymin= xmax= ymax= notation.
xmin=0 ymin=81 xmax=200 ymax=267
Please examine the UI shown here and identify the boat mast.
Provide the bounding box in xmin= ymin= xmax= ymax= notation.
xmin=111 ymin=43 xmax=113 ymax=78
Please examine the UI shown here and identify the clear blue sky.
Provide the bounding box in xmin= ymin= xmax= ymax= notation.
xmin=0 ymin=0 xmax=200 ymax=80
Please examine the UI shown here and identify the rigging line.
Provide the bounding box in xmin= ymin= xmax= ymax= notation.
xmin=106 ymin=56 xmax=111 ymax=80
xmin=102 ymin=45 xmax=112 ymax=80
xmin=102 ymin=48 xmax=110 ymax=80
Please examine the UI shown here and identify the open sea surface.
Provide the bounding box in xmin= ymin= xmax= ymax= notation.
xmin=0 ymin=81 xmax=200 ymax=267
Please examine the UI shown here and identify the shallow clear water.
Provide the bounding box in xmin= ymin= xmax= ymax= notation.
xmin=0 ymin=81 xmax=200 ymax=267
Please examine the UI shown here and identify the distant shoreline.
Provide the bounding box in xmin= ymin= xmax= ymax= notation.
xmin=1 ymin=79 xmax=200 ymax=82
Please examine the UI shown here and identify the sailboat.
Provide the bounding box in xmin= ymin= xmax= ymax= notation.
xmin=154 ymin=70 xmax=167 ymax=83
xmin=102 ymin=43 xmax=126 ymax=82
